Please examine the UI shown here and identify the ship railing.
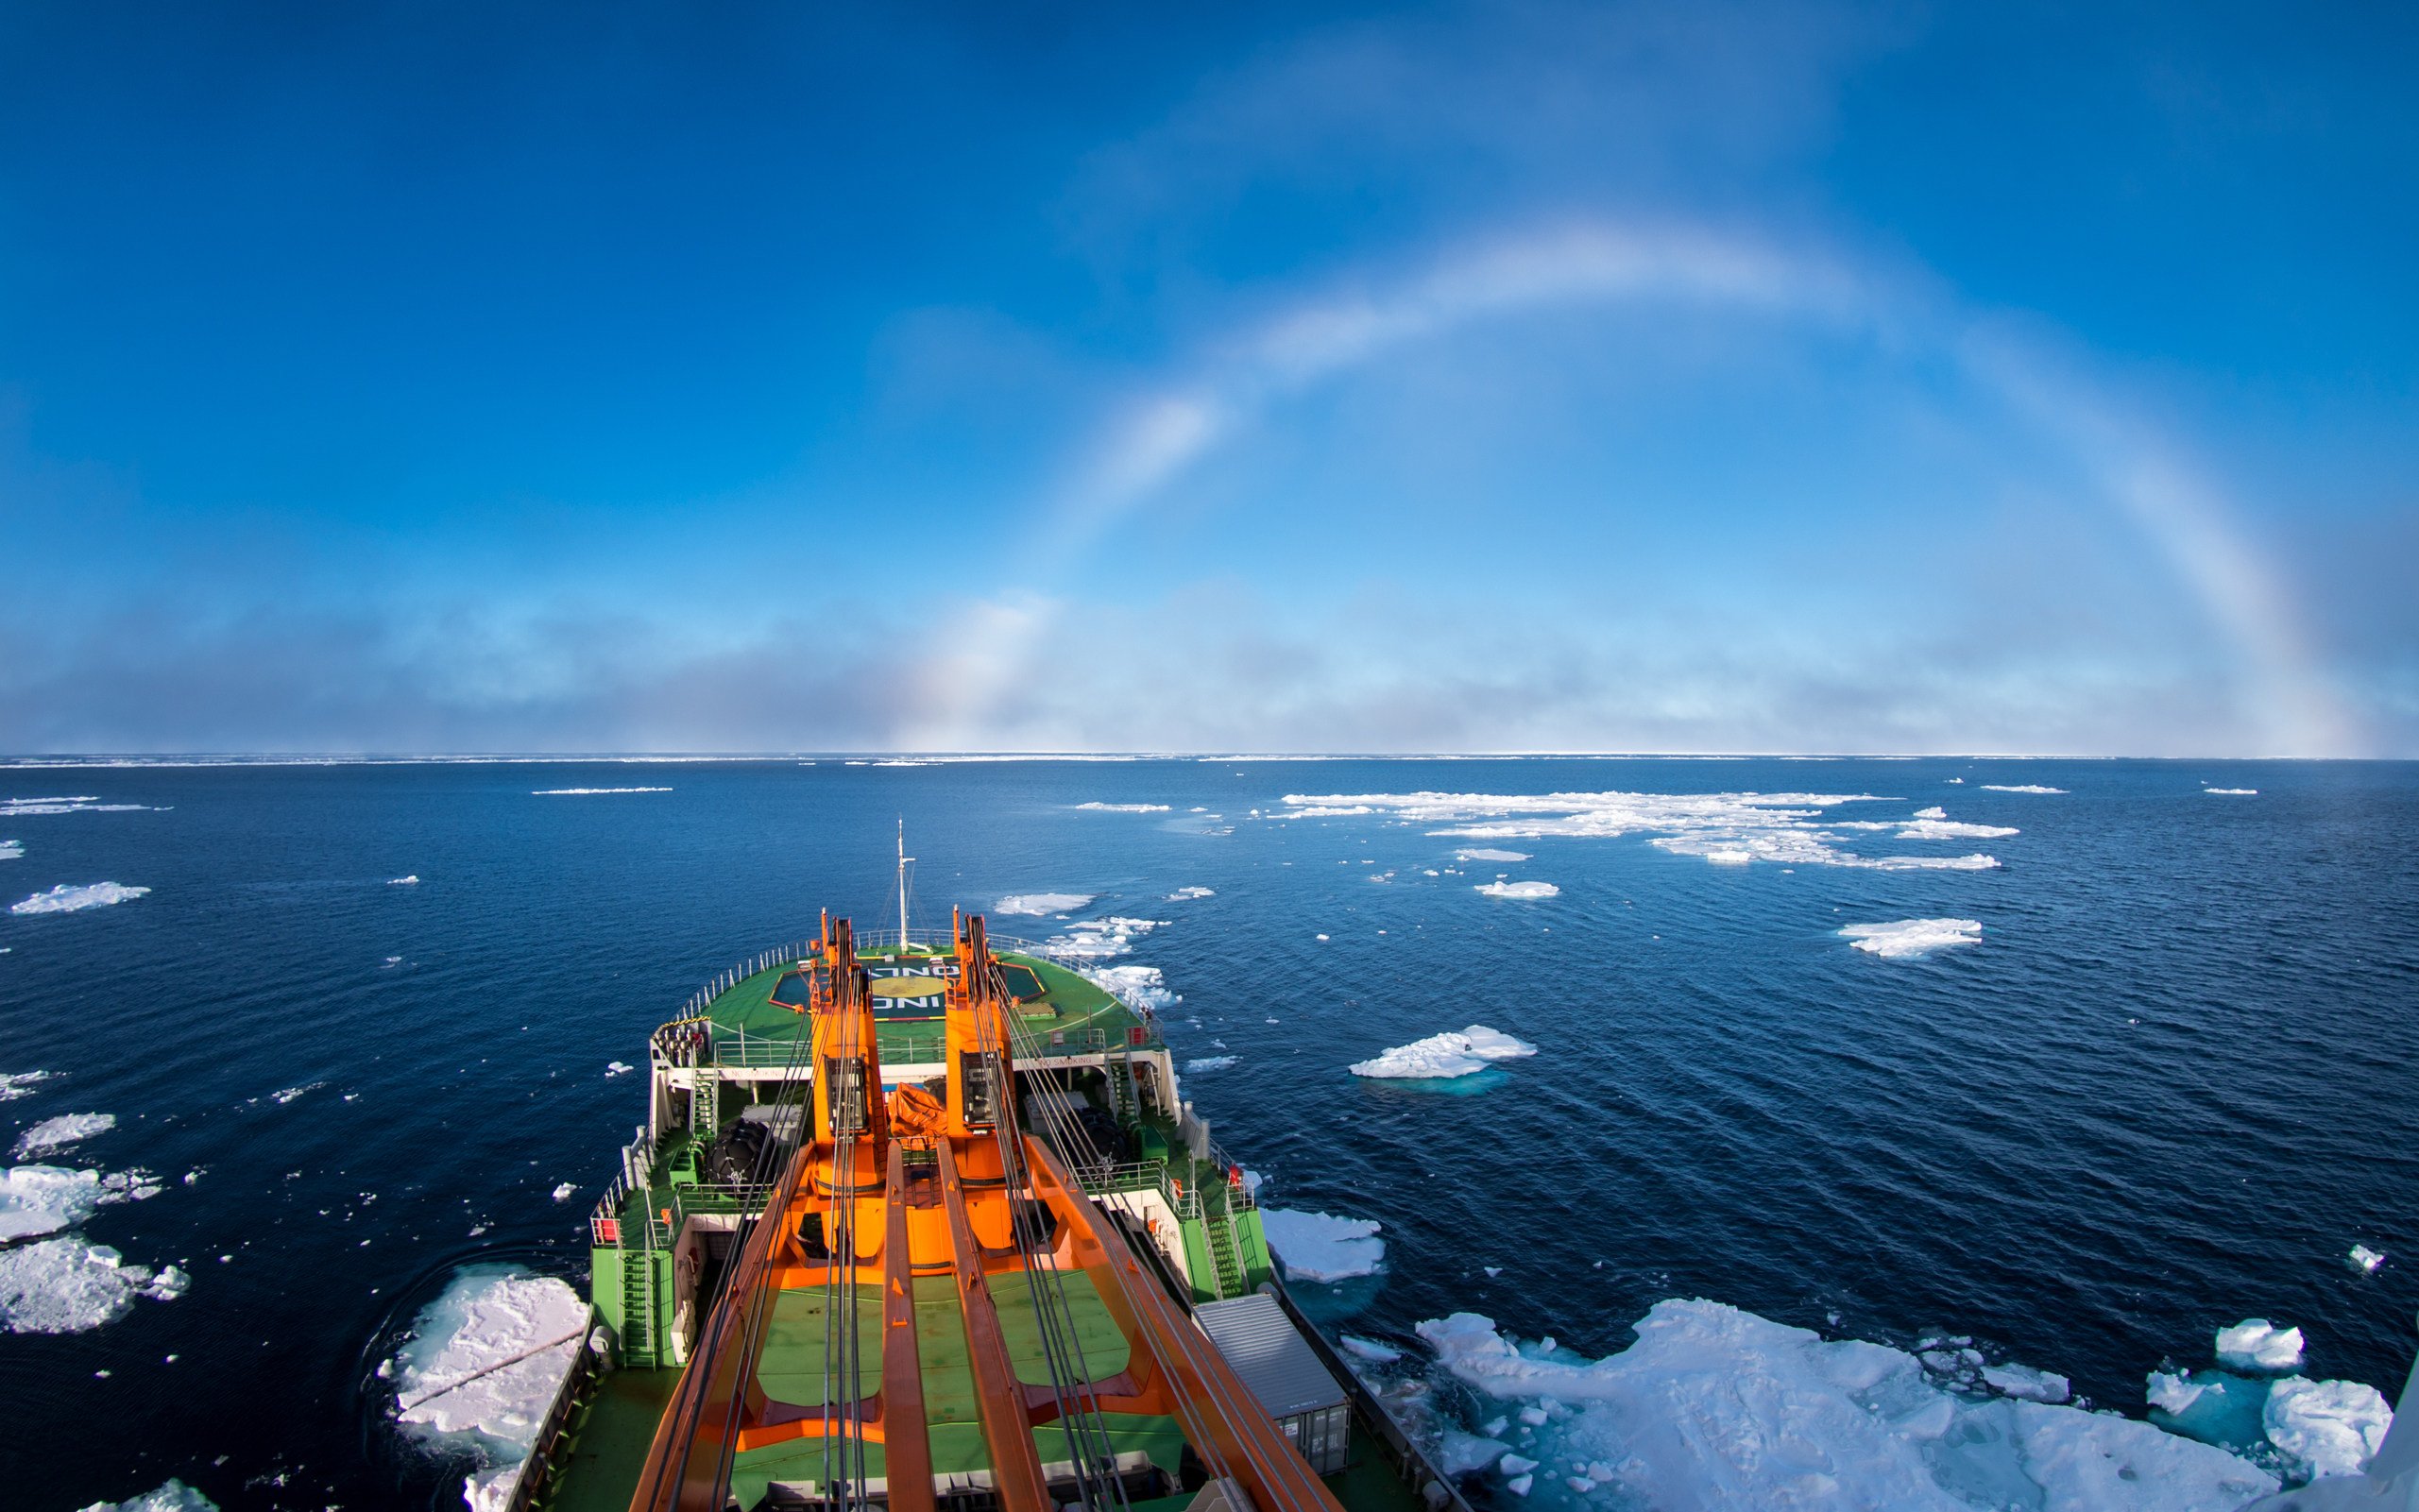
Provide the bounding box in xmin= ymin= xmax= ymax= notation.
xmin=502 ymin=1303 xmax=605 ymax=1512
xmin=668 ymin=929 xmax=1100 ymax=1024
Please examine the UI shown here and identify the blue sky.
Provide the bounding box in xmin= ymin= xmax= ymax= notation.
xmin=2 ymin=2 xmax=2412 ymax=755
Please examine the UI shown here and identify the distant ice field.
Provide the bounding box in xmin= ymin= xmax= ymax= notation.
xmin=0 ymin=755 xmax=2412 ymax=1509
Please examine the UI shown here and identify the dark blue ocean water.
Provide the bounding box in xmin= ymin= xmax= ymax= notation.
xmin=3 ymin=757 xmax=2416 ymax=1511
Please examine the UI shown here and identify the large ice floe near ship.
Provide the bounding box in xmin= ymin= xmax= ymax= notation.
xmin=1350 ymin=1026 xmax=1539 ymax=1079
xmin=387 ymin=1264 xmax=587 ymax=1512
xmin=1417 ymin=1301 xmax=2281 ymax=1510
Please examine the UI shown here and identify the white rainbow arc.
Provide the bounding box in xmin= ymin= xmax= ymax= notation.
xmin=903 ymin=219 xmax=2359 ymax=757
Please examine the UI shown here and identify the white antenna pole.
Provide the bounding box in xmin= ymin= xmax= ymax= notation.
xmin=896 ymin=817 xmax=914 ymax=946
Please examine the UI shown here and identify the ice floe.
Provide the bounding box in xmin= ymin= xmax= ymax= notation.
xmin=1276 ymin=790 xmax=2002 ymax=871
xmin=0 ymin=839 xmax=20 ymax=860
xmin=2206 ymin=788 xmax=2259 ymax=796
xmin=1259 ymin=1209 xmax=1385 ymax=1282
xmin=1837 ymin=807 xmax=2020 ymax=841
xmin=0 ymin=795 xmax=154 ymax=817
xmin=2265 ymin=1376 xmax=2393 ymax=1479
xmin=552 ymin=1182 xmax=576 ymax=1202
xmin=1082 ymin=963 xmax=1179 ymax=1012
xmin=1074 ymin=802 xmax=1171 ymax=812
xmin=1980 ymin=784 xmax=2067 ymax=794
xmin=1456 ymin=848 xmax=1532 ymax=862
xmin=0 ymin=1164 xmax=158 ymax=1239
xmin=73 ymin=1478 xmax=218 ymax=1511
xmin=0 ymin=1070 xmax=52 ymax=1101
xmin=1341 ymin=1335 xmax=1404 ymax=1364
xmin=604 ymin=1062 xmax=633 ymax=1078
xmin=1475 ymin=880 xmax=1559 ymax=900
xmin=1418 ymin=1301 xmax=2277 ymax=1510
xmin=2350 ymin=1245 xmax=2386 ymax=1274
xmin=1838 ymin=919 xmax=1985 ymax=960
xmin=996 ymin=892 xmax=1094 ymax=916
xmin=15 ymin=1112 xmax=115 ymax=1157
xmin=1981 ymin=1361 xmax=2071 ymax=1403
xmin=11 ymin=881 xmax=150 ymax=914
xmin=2217 ymin=1318 xmax=2305 ymax=1372
xmin=1042 ymin=916 xmax=1162 ymax=960
xmin=1184 ymin=1056 xmax=1238 ymax=1073
xmin=0 ymin=1238 xmax=189 ymax=1334
xmin=1165 ymin=885 xmax=1215 ymax=901
xmin=1350 ymin=1027 xmax=1538 ymax=1079
xmin=388 ymin=875 xmax=420 ymax=885
xmin=529 ymin=787 xmax=671 ymax=795
xmin=389 ymin=1265 xmax=587 ymax=1487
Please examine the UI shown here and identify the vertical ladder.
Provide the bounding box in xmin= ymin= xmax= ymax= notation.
xmin=693 ymin=1070 xmax=720 ymax=1142
xmin=1203 ymin=1201 xmax=1245 ymax=1300
xmin=1112 ymin=1045 xmax=1137 ymax=1125
xmin=621 ymin=1245 xmax=656 ymax=1367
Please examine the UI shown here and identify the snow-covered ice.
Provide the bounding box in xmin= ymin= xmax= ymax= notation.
xmin=74 ymin=1480 xmax=219 ymax=1512
xmin=551 ymin=1182 xmax=576 ymax=1202
xmin=1350 ymin=1027 xmax=1539 ymax=1079
xmin=11 ymin=882 xmax=150 ymax=915
xmin=1042 ymin=915 xmax=1163 ymax=960
xmin=1166 ymin=886 xmax=1215 ymax=900
xmin=1073 ymin=802 xmax=1170 ymax=812
xmin=0 ymin=1069 xmax=53 ymax=1101
xmin=1340 ymin=1335 xmax=1403 ymax=1363
xmin=14 ymin=1112 xmax=114 ymax=1157
xmin=1418 ymin=1301 xmax=2276 ymax=1510
xmin=996 ymin=892 xmax=1094 ymax=916
xmin=0 ymin=839 xmax=21 ymax=860
xmin=1839 ymin=919 xmax=1984 ymax=960
xmin=389 ymin=1265 xmax=587 ymax=1471
xmin=1456 ymin=848 xmax=1531 ymax=862
xmin=2350 ymin=1245 xmax=2386 ymax=1274
xmin=1476 ymin=880 xmax=1560 ymax=900
xmin=1184 ymin=1056 xmax=1239 ymax=1073
xmin=529 ymin=787 xmax=671 ymax=795
xmin=1259 ymin=1209 xmax=1385 ymax=1282
xmin=0 ymin=1164 xmax=134 ymax=1239
xmin=1980 ymin=784 xmax=2067 ymax=794
xmin=1982 ymin=1361 xmax=2071 ymax=1403
xmin=0 ymin=1238 xmax=188 ymax=1334
xmin=2217 ymin=1318 xmax=2305 ymax=1371
xmin=1082 ymin=963 xmax=1179 ymax=1011
xmin=1279 ymin=790 xmax=2002 ymax=871
xmin=2206 ymin=788 xmax=2258 ymax=796
xmin=604 ymin=1062 xmax=633 ymax=1077
xmin=2264 ymin=1376 xmax=2393 ymax=1479
xmin=388 ymin=875 xmax=420 ymax=885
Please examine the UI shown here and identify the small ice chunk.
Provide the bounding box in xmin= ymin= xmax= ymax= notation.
xmin=604 ymin=1062 xmax=633 ymax=1077
xmin=2205 ymin=788 xmax=2258 ymax=796
xmin=0 ymin=1070 xmax=54 ymax=1101
xmin=1979 ymin=784 xmax=2066 ymax=794
xmin=2147 ymin=1370 xmax=2206 ymax=1415
xmin=1838 ymin=919 xmax=1983 ymax=960
xmin=13 ymin=1113 xmax=113 ymax=1157
xmin=2265 ymin=1375 xmax=2393 ymax=1479
xmin=1340 ymin=1335 xmax=1403 ymax=1364
xmin=1184 ymin=1056 xmax=1238 ymax=1073
xmin=2350 ymin=1245 xmax=2386 ymax=1274
xmin=1504 ymin=1473 xmax=1532 ymax=1496
xmin=1259 ymin=1209 xmax=1385 ymax=1282
xmin=1438 ymin=1430 xmax=1507 ymax=1475
xmin=388 ymin=875 xmax=420 ymax=885
xmin=1485 ymin=1266 xmax=1505 ymax=1279
xmin=1499 ymin=1454 xmax=1540 ymax=1475
xmin=1166 ymin=886 xmax=1215 ymax=901
xmin=2217 ymin=1318 xmax=2305 ymax=1371
xmin=1516 ymin=1406 xmax=1546 ymax=1426
xmin=1073 ymin=802 xmax=1170 ymax=812
xmin=1982 ymin=1362 xmax=2070 ymax=1403
xmin=552 ymin=1182 xmax=576 ymax=1202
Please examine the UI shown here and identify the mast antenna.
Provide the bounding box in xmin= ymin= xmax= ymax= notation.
xmin=896 ymin=817 xmax=914 ymax=946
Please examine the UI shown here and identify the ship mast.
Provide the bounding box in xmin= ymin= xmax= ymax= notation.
xmin=895 ymin=817 xmax=913 ymax=945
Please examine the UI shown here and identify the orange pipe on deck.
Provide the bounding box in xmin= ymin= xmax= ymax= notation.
xmin=937 ymin=1140 xmax=1053 ymax=1512
xmin=880 ymin=1143 xmax=936 ymax=1512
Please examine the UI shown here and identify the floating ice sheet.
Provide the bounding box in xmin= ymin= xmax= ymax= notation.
xmin=15 ymin=1112 xmax=114 ymax=1157
xmin=2265 ymin=1376 xmax=2393 ymax=1479
xmin=0 ymin=1238 xmax=188 ymax=1334
xmin=1475 ymin=880 xmax=1559 ymax=900
xmin=1455 ymin=848 xmax=1531 ymax=862
xmin=1041 ymin=916 xmax=1163 ymax=960
xmin=0 ymin=1070 xmax=52 ymax=1102
xmin=1082 ymin=963 xmax=1179 ymax=1011
xmin=1275 ymin=790 xmax=2002 ymax=871
xmin=1073 ymin=802 xmax=1170 ymax=812
xmin=529 ymin=787 xmax=671 ymax=795
xmin=1418 ymin=1301 xmax=2276 ymax=1510
xmin=11 ymin=882 xmax=149 ymax=915
xmin=389 ymin=1265 xmax=586 ymax=1467
xmin=1184 ymin=1056 xmax=1238 ymax=1073
xmin=2350 ymin=1245 xmax=2386 ymax=1274
xmin=2206 ymin=788 xmax=2259 ymax=796
xmin=0 ymin=839 xmax=21 ymax=860
xmin=1980 ymin=784 xmax=2067 ymax=794
xmin=1166 ymin=886 xmax=1215 ymax=900
xmin=1350 ymin=1027 xmax=1538 ymax=1079
xmin=1839 ymin=919 xmax=1984 ymax=960
xmin=997 ymin=892 xmax=1094 ymax=916
xmin=1259 ymin=1209 xmax=1385 ymax=1281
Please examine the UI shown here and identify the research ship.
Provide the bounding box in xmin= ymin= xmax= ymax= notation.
xmin=498 ymin=873 xmax=1465 ymax=1512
